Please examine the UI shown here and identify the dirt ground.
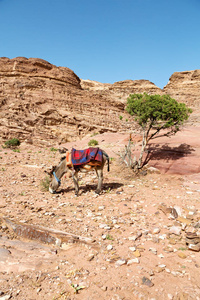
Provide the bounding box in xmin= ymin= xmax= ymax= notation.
xmin=0 ymin=130 xmax=200 ymax=300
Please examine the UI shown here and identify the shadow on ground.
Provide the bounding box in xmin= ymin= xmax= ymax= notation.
xmin=59 ymin=182 xmax=124 ymax=194
xmin=144 ymin=143 xmax=195 ymax=165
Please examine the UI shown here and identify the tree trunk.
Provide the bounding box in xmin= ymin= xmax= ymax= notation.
xmin=137 ymin=128 xmax=147 ymax=168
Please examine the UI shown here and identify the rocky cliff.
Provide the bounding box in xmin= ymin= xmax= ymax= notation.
xmin=81 ymin=79 xmax=163 ymax=104
xmin=0 ymin=57 xmax=200 ymax=145
xmin=164 ymin=70 xmax=200 ymax=124
xmin=0 ymin=57 xmax=130 ymax=145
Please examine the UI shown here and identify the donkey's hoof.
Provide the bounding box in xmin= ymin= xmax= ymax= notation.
xmin=95 ymin=189 xmax=100 ymax=195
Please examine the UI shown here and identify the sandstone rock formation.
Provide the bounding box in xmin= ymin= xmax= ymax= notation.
xmin=164 ymin=70 xmax=200 ymax=124
xmin=164 ymin=70 xmax=200 ymax=106
xmin=81 ymin=79 xmax=163 ymax=104
xmin=0 ymin=56 xmax=200 ymax=145
xmin=0 ymin=57 xmax=130 ymax=145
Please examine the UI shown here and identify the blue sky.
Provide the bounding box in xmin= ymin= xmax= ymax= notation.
xmin=0 ymin=0 xmax=199 ymax=88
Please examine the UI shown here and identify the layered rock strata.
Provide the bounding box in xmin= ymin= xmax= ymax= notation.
xmin=0 ymin=57 xmax=200 ymax=145
xmin=0 ymin=57 xmax=130 ymax=145
xmin=164 ymin=70 xmax=200 ymax=124
xmin=81 ymin=79 xmax=163 ymax=104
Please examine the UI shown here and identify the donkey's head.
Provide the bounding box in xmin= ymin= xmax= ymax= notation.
xmin=45 ymin=157 xmax=66 ymax=193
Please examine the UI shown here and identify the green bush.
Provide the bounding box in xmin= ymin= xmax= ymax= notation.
xmin=4 ymin=138 xmax=20 ymax=148
xmin=50 ymin=147 xmax=58 ymax=152
xmin=88 ymin=139 xmax=99 ymax=146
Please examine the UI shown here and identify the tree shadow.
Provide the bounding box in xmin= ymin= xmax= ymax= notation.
xmin=59 ymin=182 xmax=123 ymax=194
xmin=143 ymin=143 xmax=195 ymax=165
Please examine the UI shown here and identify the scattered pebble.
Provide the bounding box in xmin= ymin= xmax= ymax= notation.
xmin=107 ymin=245 xmax=113 ymax=251
xmin=115 ymin=259 xmax=127 ymax=266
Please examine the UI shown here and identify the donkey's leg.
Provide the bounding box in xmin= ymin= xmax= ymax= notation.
xmin=72 ymin=171 xmax=79 ymax=196
xmin=95 ymin=168 xmax=103 ymax=194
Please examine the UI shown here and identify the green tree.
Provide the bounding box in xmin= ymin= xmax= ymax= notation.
xmin=126 ymin=93 xmax=192 ymax=169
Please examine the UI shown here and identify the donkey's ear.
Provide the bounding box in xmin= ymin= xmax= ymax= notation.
xmin=44 ymin=170 xmax=51 ymax=175
xmin=59 ymin=147 xmax=68 ymax=154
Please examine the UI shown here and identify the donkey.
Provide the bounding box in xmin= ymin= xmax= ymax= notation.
xmin=46 ymin=149 xmax=110 ymax=196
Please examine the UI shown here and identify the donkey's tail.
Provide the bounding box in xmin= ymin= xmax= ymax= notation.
xmin=102 ymin=151 xmax=110 ymax=172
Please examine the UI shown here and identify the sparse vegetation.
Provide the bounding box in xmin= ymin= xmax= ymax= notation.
xmin=4 ymin=138 xmax=20 ymax=148
xmin=50 ymin=147 xmax=58 ymax=152
xmin=40 ymin=176 xmax=50 ymax=192
xmin=106 ymin=234 xmax=114 ymax=240
xmin=88 ymin=139 xmax=99 ymax=146
xmin=19 ymin=191 xmax=25 ymax=196
xmin=71 ymin=283 xmax=85 ymax=294
xmin=91 ymin=132 xmax=99 ymax=137
xmin=119 ymin=115 xmax=123 ymax=120
xmin=105 ymin=187 xmax=111 ymax=193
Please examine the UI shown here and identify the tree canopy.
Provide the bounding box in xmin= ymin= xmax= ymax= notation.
xmin=126 ymin=93 xmax=192 ymax=169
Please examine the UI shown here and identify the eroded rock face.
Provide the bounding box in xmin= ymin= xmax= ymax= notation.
xmin=81 ymin=79 xmax=163 ymax=104
xmin=1 ymin=57 xmax=200 ymax=145
xmin=164 ymin=70 xmax=200 ymax=106
xmin=164 ymin=70 xmax=200 ymax=123
xmin=0 ymin=57 xmax=130 ymax=145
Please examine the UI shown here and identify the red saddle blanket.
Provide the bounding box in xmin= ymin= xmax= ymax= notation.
xmin=71 ymin=147 xmax=102 ymax=166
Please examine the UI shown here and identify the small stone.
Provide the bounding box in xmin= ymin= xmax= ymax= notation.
xmin=129 ymin=247 xmax=136 ymax=252
xmin=99 ymin=224 xmax=107 ymax=229
xmin=153 ymin=185 xmax=160 ymax=190
xmin=149 ymin=270 xmax=154 ymax=276
xmin=107 ymin=245 xmax=113 ymax=251
xmin=98 ymin=206 xmax=105 ymax=211
xmin=0 ymin=295 xmax=11 ymax=300
xmin=115 ymin=259 xmax=127 ymax=266
xmin=114 ymin=224 xmax=120 ymax=229
xmin=177 ymin=216 xmax=191 ymax=225
xmin=104 ymin=226 xmax=111 ymax=230
xmin=149 ymin=247 xmax=157 ymax=255
xmin=159 ymin=234 xmax=166 ymax=240
xmin=37 ymin=288 xmax=41 ymax=294
xmin=142 ymin=276 xmax=154 ymax=287
xmin=169 ymin=237 xmax=177 ymax=245
xmin=188 ymin=244 xmax=200 ymax=252
xmin=147 ymin=167 xmax=160 ymax=174
xmin=158 ymin=253 xmax=164 ymax=258
xmin=152 ymin=227 xmax=160 ymax=234
xmin=154 ymin=266 xmax=164 ymax=273
xmin=186 ymin=229 xmax=198 ymax=236
xmin=170 ymin=208 xmax=178 ymax=219
xmin=178 ymin=252 xmax=187 ymax=259
xmin=174 ymin=206 xmax=182 ymax=217
xmin=128 ymin=232 xmax=142 ymax=241
xmin=101 ymin=286 xmax=107 ymax=291
xmin=87 ymin=254 xmax=95 ymax=261
xmin=127 ymin=258 xmax=139 ymax=265
xmin=170 ymin=226 xmax=181 ymax=236
xmin=133 ymin=249 xmax=141 ymax=257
